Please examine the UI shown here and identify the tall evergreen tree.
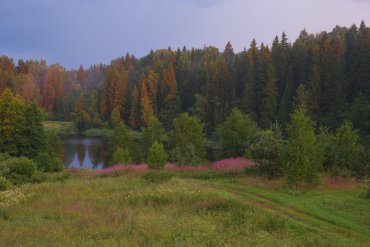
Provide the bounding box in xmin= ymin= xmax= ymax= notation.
xmin=24 ymin=102 xmax=46 ymax=158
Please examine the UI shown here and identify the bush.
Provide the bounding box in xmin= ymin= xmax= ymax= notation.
xmin=0 ymin=176 xmax=11 ymax=191
xmin=35 ymin=152 xmax=64 ymax=173
xmin=329 ymin=121 xmax=363 ymax=172
xmin=250 ymin=126 xmax=283 ymax=179
xmin=50 ymin=171 xmax=70 ymax=182
xmin=170 ymin=144 xmax=201 ymax=166
xmin=147 ymin=141 xmax=168 ymax=170
xmin=168 ymin=113 xmax=205 ymax=162
xmin=110 ymin=148 xmax=132 ymax=165
xmin=0 ymin=153 xmax=11 ymax=162
xmin=30 ymin=171 xmax=47 ymax=183
xmin=217 ymin=108 xmax=257 ymax=158
xmin=0 ymin=157 xmax=37 ymax=185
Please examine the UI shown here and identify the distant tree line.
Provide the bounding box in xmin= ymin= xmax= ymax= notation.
xmin=0 ymin=22 xmax=368 ymax=143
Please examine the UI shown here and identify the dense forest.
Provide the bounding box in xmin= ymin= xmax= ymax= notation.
xmin=1 ymin=22 xmax=369 ymax=139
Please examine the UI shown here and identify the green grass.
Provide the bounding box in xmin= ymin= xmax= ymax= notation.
xmin=43 ymin=121 xmax=76 ymax=134
xmin=84 ymin=128 xmax=114 ymax=137
xmin=0 ymin=172 xmax=368 ymax=246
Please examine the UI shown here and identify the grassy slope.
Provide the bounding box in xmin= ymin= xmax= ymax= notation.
xmin=0 ymin=174 xmax=369 ymax=247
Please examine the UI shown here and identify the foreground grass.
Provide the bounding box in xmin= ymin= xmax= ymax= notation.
xmin=0 ymin=172 xmax=369 ymax=247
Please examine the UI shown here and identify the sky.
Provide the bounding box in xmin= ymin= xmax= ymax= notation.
xmin=1 ymin=0 xmax=369 ymax=69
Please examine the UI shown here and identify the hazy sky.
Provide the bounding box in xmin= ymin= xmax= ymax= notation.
xmin=1 ymin=0 xmax=369 ymax=68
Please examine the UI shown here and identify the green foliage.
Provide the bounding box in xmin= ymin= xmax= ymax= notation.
xmin=217 ymin=108 xmax=257 ymax=158
xmin=44 ymin=131 xmax=63 ymax=159
xmin=169 ymin=113 xmax=205 ymax=163
xmin=23 ymin=102 xmax=46 ymax=158
xmin=0 ymin=88 xmax=27 ymax=156
xmin=35 ymin=152 xmax=64 ymax=173
xmin=170 ymin=144 xmax=202 ymax=166
xmin=0 ymin=153 xmax=11 ymax=163
xmin=0 ymin=157 xmax=37 ymax=185
xmin=110 ymin=147 xmax=132 ymax=165
xmin=317 ymin=126 xmax=335 ymax=168
xmin=250 ymin=125 xmax=283 ymax=179
xmin=30 ymin=170 xmax=47 ymax=183
xmin=141 ymin=117 xmax=165 ymax=158
xmin=110 ymin=107 xmax=122 ymax=128
xmin=0 ymin=176 xmax=11 ymax=191
xmin=109 ymin=123 xmax=132 ymax=151
xmin=281 ymin=107 xmax=323 ymax=187
xmin=147 ymin=141 xmax=168 ymax=170
xmin=329 ymin=121 xmax=364 ymax=172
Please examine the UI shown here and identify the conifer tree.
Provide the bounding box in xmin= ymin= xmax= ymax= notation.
xmin=129 ymin=85 xmax=140 ymax=130
xmin=24 ymin=102 xmax=46 ymax=158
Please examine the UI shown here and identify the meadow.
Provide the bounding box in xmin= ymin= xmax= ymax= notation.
xmin=0 ymin=165 xmax=369 ymax=247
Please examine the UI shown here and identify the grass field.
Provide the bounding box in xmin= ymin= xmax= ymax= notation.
xmin=0 ymin=171 xmax=369 ymax=247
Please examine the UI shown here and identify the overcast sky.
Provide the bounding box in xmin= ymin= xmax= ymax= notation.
xmin=1 ymin=0 xmax=369 ymax=69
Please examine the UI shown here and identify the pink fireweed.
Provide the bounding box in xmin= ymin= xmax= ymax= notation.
xmin=165 ymin=163 xmax=209 ymax=172
xmin=90 ymin=164 xmax=148 ymax=177
xmin=211 ymin=157 xmax=255 ymax=172
xmin=91 ymin=158 xmax=255 ymax=177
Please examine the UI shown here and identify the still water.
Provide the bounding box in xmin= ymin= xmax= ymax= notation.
xmin=62 ymin=135 xmax=108 ymax=169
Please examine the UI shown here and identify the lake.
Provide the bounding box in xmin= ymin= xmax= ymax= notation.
xmin=62 ymin=135 xmax=108 ymax=169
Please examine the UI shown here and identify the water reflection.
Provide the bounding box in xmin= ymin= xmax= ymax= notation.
xmin=62 ymin=135 xmax=108 ymax=169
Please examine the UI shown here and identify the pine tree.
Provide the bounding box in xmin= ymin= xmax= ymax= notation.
xmin=24 ymin=102 xmax=46 ymax=158
xmin=243 ymin=39 xmax=259 ymax=120
xmin=260 ymin=46 xmax=277 ymax=127
xmin=129 ymin=85 xmax=140 ymax=130
xmin=141 ymin=78 xmax=155 ymax=127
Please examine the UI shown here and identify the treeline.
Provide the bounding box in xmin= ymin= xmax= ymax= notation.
xmin=96 ymin=21 xmax=370 ymax=141
xmin=0 ymin=22 xmax=369 ymax=143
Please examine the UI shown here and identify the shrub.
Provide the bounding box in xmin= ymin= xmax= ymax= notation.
xmin=170 ymin=144 xmax=201 ymax=166
xmin=35 ymin=152 xmax=64 ymax=173
xmin=329 ymin=121 xmax=363 ymax=172
xmin=0 ymin=176 xmax=11 ymax=191
xmin=168 ymin=113 xmax=205 ymax=162
xmin=110 ymin=147 xmax=132 ymax=165
xmin=250 ymin=126 xmax=283 ymax=179
xmin=147 ymin=141 xmax=168 ymax=170
xmin=0 ymin=153 xmax=11 ymax=162
xmin=30 ymin=171 xmax=47 ymax=183
xmin=0 ymin=157 xmax=37 ymax=185
xmin=217 ymin=108 xmax=257 ymax=158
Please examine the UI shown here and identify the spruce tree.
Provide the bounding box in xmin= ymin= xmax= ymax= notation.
xmin=24 ymin=102 xmax=46 ymax=158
